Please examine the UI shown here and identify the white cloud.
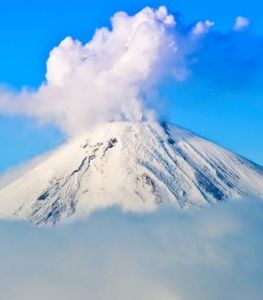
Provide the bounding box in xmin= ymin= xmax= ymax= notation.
xmin=46 ymin=36 xmax=84 ymax=86
xmin=0 ymin=199 xmax=262 ymax=300
xmin=233 ymin=16 xmax=250 ymax=31
xmin=0 ymin=7 xmax=181 ymax=137
xmin=191 ymin=20 xmax=214 ymax=36
xmin=0 ymin=6 xmax=202 ymax=137
xmin=155 ymin=5 xmax=175 ymax=25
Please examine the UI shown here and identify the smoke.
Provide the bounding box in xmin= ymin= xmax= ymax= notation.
xmin=0 ymin=6 xmax=259 ymax=139
xmin=0 ymin=7 xmax=175 ymax=136
xmin=0 ymin=6 xmax=210 ymax=137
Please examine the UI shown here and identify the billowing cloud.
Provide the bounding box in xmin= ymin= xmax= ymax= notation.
xmin=233 ymin=16 xmax=250 ymax=31
xmin=0 ymin=6 xmax=181 ymax=136
xmin=0 ymin=6 xmax=260 ymax=138
xmin=0 ymin=6 xmax=210 ymax=137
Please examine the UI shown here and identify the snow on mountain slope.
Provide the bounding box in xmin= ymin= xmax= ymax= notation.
xmin=0 ymin=121 xmax=263 ymax=225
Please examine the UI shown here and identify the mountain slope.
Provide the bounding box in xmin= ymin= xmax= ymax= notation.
xmin=0 ymin=121 xmax=263 ymax=225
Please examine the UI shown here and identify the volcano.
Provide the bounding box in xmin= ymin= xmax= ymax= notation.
xmin=0 ymin=121 xmax=262 ymax=225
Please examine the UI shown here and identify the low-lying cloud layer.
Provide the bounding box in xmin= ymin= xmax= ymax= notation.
xmin=0 ymin=198 xmax=263 ymax=300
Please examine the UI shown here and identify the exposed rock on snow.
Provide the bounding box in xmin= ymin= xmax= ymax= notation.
xmin=0 ymin=121 xmax=262 ymax=225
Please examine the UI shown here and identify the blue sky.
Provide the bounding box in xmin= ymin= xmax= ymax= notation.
xmin=0 ymin=0 xmax=263 ymax=172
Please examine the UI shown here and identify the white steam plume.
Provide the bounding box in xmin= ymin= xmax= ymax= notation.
xmin=0 ymin=6 xmax=208 ymax=137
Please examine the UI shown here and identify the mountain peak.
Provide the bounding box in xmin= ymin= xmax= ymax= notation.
xmin=0 ymin=121 xmax=262 ymax=225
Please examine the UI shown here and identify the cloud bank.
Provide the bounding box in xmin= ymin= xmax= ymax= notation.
xmin=0 ymin=199 xmax=263 ymax=300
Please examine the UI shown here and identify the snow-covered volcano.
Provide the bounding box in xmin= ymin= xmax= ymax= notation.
xmin=0 ymin=121 xmax=263 ymax=225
